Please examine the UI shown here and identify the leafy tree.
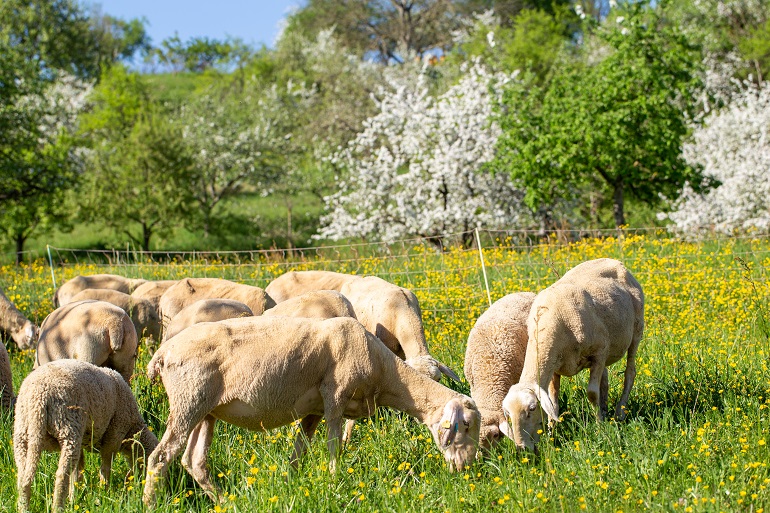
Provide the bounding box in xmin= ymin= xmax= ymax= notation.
xmin=149 ymin=35 xmax=236 ymax=73
xmin=88 ymin=6 xmax=152 ymax=69
xmin=318 ymin=61 xmax=531 ymax=247
xmin=663 ymin=81 xmax=770 ymax=235
xmin=492 ymin=2 xmax=708 ymax=228
xmin=79 ymin=66 xmax=197 ymax=250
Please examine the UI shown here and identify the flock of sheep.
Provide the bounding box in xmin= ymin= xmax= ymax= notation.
xmin=0 ymin=257 xmax=644 ymax=511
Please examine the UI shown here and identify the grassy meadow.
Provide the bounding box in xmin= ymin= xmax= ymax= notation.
xmin=1 ymin=231 xmax=769 ymax=512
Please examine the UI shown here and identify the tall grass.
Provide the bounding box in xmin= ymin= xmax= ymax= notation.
xmin=1 ymin=232 xmax=768 ymax=512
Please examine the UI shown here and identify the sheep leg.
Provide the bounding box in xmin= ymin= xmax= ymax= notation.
xmin=53 ymin=439 xmax=82 ymax=510
xmin=142 ymin=414 xmax=199 ymax=508
xmin=99 ymin=451 xmax=114 ymax=485
xmin=614 ymin=341 xmax=639 ymax=420
xmin=15 ymin=433 xmax=41 ymax=513
xmin=290 ymin=415 xmax=322 ymax=468
xmin=599 ymin=369 xmax=609 ymax=420
xmin=587 ymin=362 xmax=606 ymax=421
xmin=326 ymin=414 xmax=344 ymax=474
xmin=547 ymin=374 xmax=561 ymax=427
xmin=342 ymin=419 xmax=356 ymax=443
xmin=181 ymin=415 xmax=221 ymax=502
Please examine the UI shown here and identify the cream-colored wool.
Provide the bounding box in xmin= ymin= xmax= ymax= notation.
xmin=265 ymin=271 xmax=460 ymax=382
xmin=158 ymin=278 xmax=275 ymax=328
xmin=142 ymin=316 xmax=480 ymax=506
xmin=130 ymin=280 xmax=178 ymax=314
xmin=162 ymin=298 xmax=253 ymax=343
xmin=262 ymin=290 xmax=356 ymax=320
xmin=0 ymin=286 xmax=38 ymax=350
xmin=14 ymin=360 xmax=158 ymax=512
xmin=35 ymin=300 xmax=139 ymax=383
xmin=71 ymin=289 xmax=161 ymax=341
xmin=464 ymin=292 xmax=536 ymax=450
xmin=54 ymin=274 xmax=148 ymax=307
xmin=502 ymin=258 xmax=644 ymax=451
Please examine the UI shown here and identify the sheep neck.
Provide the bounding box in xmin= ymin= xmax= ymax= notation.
xmin=377 ymin=357 xmax=457 ymax=425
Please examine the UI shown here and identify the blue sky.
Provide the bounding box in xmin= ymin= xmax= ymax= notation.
xmin=89 ymin=0 xmax=303 ymax=49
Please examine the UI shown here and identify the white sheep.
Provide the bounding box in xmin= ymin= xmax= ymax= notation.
xmin=265 ymin=270 xmax=460 ymax=382
xmin=464 ymin=292 xmax=536 ymax=450
xmin=142 ymin=316 xmax=480 ymax=506
xmin=0 ymin=286 xmax=38 ymax=350
xmin=0 ymin=340 xmax=14 ymax=411
xmin=14 ymin=359 xmax=158 ymax=512
xmin=35 ymin=300 xmax=139 ymax=383
xmin=70 ymin=289 xmax=162 ymax=341
xmin=162 ymin=298 xmax=253 ymax=343
xmin=158 ymin=278 xmax=275 ymax=328
xmin=130 ymin=280 xmax=178 ymax=314
xmin=262 ymin=290 xmax=356 ymax=320
xmin=53 ymin=274 xmax=149 ymax=307
xmin=502 ymin=258 xmax=644 ymax=451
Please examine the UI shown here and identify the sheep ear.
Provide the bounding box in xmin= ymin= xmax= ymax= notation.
xmin=437 ymin=362 xmax=461 ymax=383
xmin=436 ymin=400 xmax=462 ymax=447
xmin=536 ymin=386 xmax=559 ymax=423
xmin=183 ymin=279 xmax=195 ymax=293
xmin=499 ymin=420 xmax=513 ymax=440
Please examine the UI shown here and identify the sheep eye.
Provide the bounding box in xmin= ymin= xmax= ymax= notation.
xmin=528 ymin=403 xmax=537 ymax=412
xmin=463 ymin=420 xmax=470 ymax=427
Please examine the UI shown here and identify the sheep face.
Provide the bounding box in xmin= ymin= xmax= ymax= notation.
xmin=502 ymin=384 xmax=555 ymax=452
xmin=429 ymin=397 xmax=480 ymax=471
xmin=13 ymin=321 xmax=38 ymax=350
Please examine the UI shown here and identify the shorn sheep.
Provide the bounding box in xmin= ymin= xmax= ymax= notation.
xmin=130 ymin=280 xmax=178 ymax=314
xmin=464 ymin=292 xmax=536 ymax=450
xmin=35 ymin=300 xmax=139 ymax=383
xmin=14 ymin=360 xmax=158 ymax=512
xmin=70 ymin=289 xmax=162 ymax=341
xmin=0 ymin=286 xmax=38 ymax=350
xmin=502 ymin=258 xmax=644 ymax=451
xmin=158 ymin=278 xmax=275 ymax=327
xmin=262 ymin=290 xmax=356 ymax=320
xmin=142 ymin=316 xmax=480 ymax=506
xmin=162 ymin=298 xmax=254 ymax=343
xmin=53 ymin=274 xmax=148 ymax=307
xmin=265 ymin=271 xmax=460 ymax=382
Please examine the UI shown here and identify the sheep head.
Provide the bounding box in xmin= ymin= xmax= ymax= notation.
xmin=429 ymin=396 xmax=480 ymax=471
xmin=13 ymin=321 xmax=38 ymax=350
xmin=501 ymin=383 xmax=558 ymax=452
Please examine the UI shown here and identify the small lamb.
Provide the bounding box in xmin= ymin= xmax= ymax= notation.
xmin=265 ymin=271 xmax=460 ymax=382
xmin=464 ymin=292 xmax=536 ymax=450
xmin=70 ymin=289 xmax=162 ymax=341
xmin=130 ymin=280 xmax=178 ymax=314
xmin=502 ymin=258 xmax=644 ymax=451
xmin=35 ymin=300 xmax=139 ymax=383
xmin=54 ymin=274 xmax=148 ymax=307
xmin=0 ymin=286 xmax=38 ymax=350
xmin=162 ymin=298 xmax=253 ymax=343
xmin=158 ymin=278 xmax=275 ymax=327
xmin=143 ymin=316 xmax=480 ymax=506
xmin=14 ymin=360 xmax=158 ymax=512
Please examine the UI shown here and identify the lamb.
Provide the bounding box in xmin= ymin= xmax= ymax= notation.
xmin=162 ymin=298 xmax=253 ymax=343
xmin=142 ymin=316 xmax=480 ymax=506
xmin=0 ymin=286 xmax=38 ymax=349
xmin=502 ymin=258 xmax=644 ymax=452
xmin=54 ymin=274 xmax=148 ymax=307
xmin=158 ymin=278 xmax=275 ymax=327
xmin=464 ymin=292 xmax=536 ymax=450
xmin=0 ymin=340 xmax=14 ymax=411
xmin=265 ymin=270 xmax=460 ymax=382
xmin=262 ymin=290 xmax=356 ymax=320
xmin=35 ymin=300 xmax=139 ymax=383
xmin=130 ymin=280 xmax=178 ymax=314
xmin=70 ymin=289 xmax=162 ymax=341
xmin=14 ymin=360 xmax=158 ymax=512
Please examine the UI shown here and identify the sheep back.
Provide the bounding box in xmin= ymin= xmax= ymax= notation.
xmin=70 ymin=289 xmax=161 ymax=341
xmin=262 ymin=290 xmax=357 ymax=320
xmin=162 ymin=298 xmax=254 ymax=343
xmin=265 ymin=270 xmax=360 ymax=303
xmin=54 ymin=274 xmax=148 ymax=307
xmin=130 ymin=280 xmax=178 ymax=314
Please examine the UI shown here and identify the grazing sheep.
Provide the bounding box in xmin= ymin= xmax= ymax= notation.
xmin=158 ymin=278 xmax=275 ymax=328
xmin=0 ymin=340 xmax=14 ymax=411
xmin=464 ymin=292 xmax=536 ymax=450
xmin=130 ymin=280 xmax=178 ymax=314
xmin=143 ymin=316 xmax=480 ymax=506
xmin=265 ymin=271 xmax=460 ymax=382
xmin=0 ymin=286 xmax=38 ymax=350
xmin=70 ymin=289 xmax=162 ymax=341
xmin=262 ymin=290 xmax=356 ymax=320
xmin=502 ymin=258 xmax=644 ymax=452
xmin=14 ymin=360 xmax=158 ymax=512
xmin=54 ymin=274 xmax=148 ymax=307
xmin=35 ymin=300 xmax=139 ymax=383
xmin=162 ymin=298 xmax=253 ymax=343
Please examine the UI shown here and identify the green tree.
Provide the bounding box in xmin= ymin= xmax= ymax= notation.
xmin=491 ymin=2 xmax=708 ymax=228
xmin=80 ymin=66 xmax=197 ymax=250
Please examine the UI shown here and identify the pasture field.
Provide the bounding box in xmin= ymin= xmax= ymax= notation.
xmin=1 ymin=231 xmax=769 ymax=512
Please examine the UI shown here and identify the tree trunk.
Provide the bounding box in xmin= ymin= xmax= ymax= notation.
xmin=143 ymin=223 xmax=152 ymax=251
xmin=15 ymin=233 xmax=26 ymax=265
xmin=613 ymin=182 xmax=625 ymax=227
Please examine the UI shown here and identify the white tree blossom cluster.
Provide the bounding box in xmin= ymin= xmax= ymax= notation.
xmin=663 ymin=81 xmax=770 ymax=234
xmin=317 ymin=60 xmax=530 ymax=244
xmin=19 ymin=72 xmax=92 ymax=141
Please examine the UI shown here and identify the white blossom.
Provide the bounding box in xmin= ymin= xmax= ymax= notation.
xmin=317 ymin=60 xmax=530 ymax=244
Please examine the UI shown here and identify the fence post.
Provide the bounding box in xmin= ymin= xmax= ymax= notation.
xmin=475 ymin=229 xmax=492 ymax=308
xmin=46 ymin=245 xmax=57 ymax=290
